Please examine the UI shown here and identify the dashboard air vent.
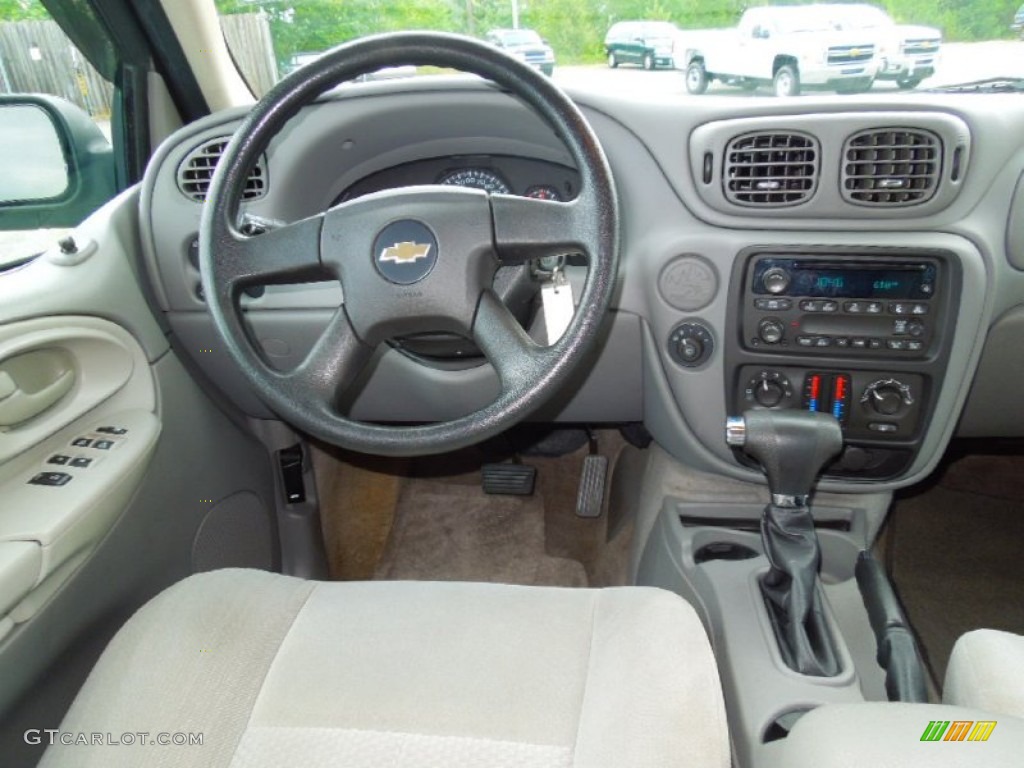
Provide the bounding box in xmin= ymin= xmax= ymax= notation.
xmin=842 ymin=128 xmax=941 ymax=206
xmin=177 ymin=137 xmax=267 ymax=203
xmin=723 ymin=132 xmax=819 ymax=207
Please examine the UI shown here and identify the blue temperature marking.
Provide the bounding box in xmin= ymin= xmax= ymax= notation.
xmin=809 ymin=399 xmax=819 ymax=412
xmin=832 ymin=399 xmax=844 ymax=421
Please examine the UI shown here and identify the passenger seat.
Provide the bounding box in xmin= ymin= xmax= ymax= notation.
xmin=944 ymin=629 xmax=1024 ymax=717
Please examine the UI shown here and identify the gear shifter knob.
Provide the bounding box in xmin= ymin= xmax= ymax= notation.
xmin=726 ymin=410 xmax=843 ymax=505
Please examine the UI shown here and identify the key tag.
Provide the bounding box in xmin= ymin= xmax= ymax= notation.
xmin=541 ymin=264 xmax=575 ymax=344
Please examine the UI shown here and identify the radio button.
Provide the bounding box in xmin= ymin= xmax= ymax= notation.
xmin=907 ymin=340 xmax=924 ymax=352
xmin=814 ymin=337 xmax=832 ymax=348
xmin=820 ymin=300 xmax=838 ymax=313
xmin=893 ymin=319 xmax=910 ymax=335
xmin=887 ymin=339 xmax=907 ymax=350
xmin=834 ymin=337 xmax=850 ymax=348
xmin=800 ymin=300 xmax=821 ymax=312
xmin=755 ymin=298 xmax=792 ymax=311
xmin=868 ymin=338 xmax=883 ymax=350
xmin=890 ymin=302 xmax=911 ymax=315
xmin=851 ymin=338 xmax=868 ymax=349
xmin=844 ymin=301 xmax=864 ymax=314
xmin=911 ymin=303 xmax=929 ymax=315
xmin=797 ymin=336 xmax=815 ymax=347
xmin=865 ymin=302 xmax=884 ymax=314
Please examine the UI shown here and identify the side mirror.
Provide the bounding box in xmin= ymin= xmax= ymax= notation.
xmin=0 ymin=94 xmax=115 ymax=231
xmin=753 ymin=26 xmax=770 ymax=39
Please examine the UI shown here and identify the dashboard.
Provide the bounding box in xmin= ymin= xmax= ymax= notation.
xmin=138 ymin=78 xmax=1024 ymax=492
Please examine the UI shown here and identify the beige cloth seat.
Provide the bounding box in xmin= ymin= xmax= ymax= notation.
xmin=41 ymin=569 xmax=729 ymax=767
xmin=944 ymin=628 xmax=1024 ymax=718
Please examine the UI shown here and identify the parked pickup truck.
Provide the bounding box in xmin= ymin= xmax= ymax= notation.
xmin=827 ymin=4 xmax=940 ymax=90
xmin=681 ymin=5 xmax=880 ymax=96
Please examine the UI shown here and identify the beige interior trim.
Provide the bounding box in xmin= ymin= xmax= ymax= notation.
xmin=159 ymin=0 xmax=254 ymax=111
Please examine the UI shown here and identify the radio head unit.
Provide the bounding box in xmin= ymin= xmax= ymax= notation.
xmin=753 ymin=259 xmax=937 ymax=301
xmin=742 ymin=254 xmax=942 ymax=357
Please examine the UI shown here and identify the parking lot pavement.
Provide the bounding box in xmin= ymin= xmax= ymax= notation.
xmin=553 ymin=40 xmax=1024 ymax=98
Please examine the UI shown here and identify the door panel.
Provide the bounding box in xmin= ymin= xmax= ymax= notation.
xmin=0 ymin=191 xmax=281 ymax=766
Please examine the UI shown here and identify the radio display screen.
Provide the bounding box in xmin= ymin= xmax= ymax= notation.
xmin=754 ymin=259 xmax=936 ymax=299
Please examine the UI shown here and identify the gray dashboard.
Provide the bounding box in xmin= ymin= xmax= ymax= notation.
xmin=139 ymin=77 xmax=1024 ymax=492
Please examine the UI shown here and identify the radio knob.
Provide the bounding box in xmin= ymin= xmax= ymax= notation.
xmin=862 ymin=379 xmax=914 ymax=416
xmin=754 ymin=379 xmax=786 ymax=408
xmin=758 ymin=318 xmax=785 ymax=344
xmin=762 ymin=267 xmax=791 ymax=295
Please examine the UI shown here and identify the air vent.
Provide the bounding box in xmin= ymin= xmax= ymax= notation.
xmin=842 ymin=128 xmax=941 ymax=206
xmin=723 ymin=132 xmax=819 ymax=207
xmin=176 ymin=137 xmax=267 ymax=203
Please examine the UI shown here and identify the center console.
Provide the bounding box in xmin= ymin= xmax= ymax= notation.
xmin=726 ymin=247 xmax=961 ymax=480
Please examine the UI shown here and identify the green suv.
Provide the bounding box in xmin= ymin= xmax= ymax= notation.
xmin=604 ymin=20 xmax=678 ymax=69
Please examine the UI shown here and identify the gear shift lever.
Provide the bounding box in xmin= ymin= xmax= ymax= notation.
xmin=726 ymin=410 xmax=844 ymax=676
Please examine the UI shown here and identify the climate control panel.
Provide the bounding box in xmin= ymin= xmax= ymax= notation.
xmin=736 ymin=366 xmax=924 ymax=442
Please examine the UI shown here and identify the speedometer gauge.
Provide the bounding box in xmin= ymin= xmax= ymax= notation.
xmin=437 ymin=168 xmax=511 ymax=194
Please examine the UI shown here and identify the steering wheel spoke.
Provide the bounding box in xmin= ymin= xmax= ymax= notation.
xmin=490 ymin=194 xmax=587 ymax=265
xmin=473 ymin=290 xmax=554 ymax=389
xmin=212 ymin=213 xmax=328 ymax=294
xmin=274 ymin=308 xmax=373 ymax=406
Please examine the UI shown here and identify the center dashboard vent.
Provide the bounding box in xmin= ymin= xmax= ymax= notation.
xmin=176 ymin=137 xmax=267 ymax=203
xmin=723 ymin=132 xmax=820 ymax=207
xmin=842 ymin=128 xmax=941 ymax=206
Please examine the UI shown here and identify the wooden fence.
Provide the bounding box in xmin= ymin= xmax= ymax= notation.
xmin=0 ymin=20 xmax=113 ymax=116
xmin=221 ymin=13 xmax=279 ymax=98
xmin=0 ymin=13 xmax=278 ymax=114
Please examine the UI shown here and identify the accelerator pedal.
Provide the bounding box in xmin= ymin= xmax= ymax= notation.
xmin=482 ymin=463 xmax=536 ymax=496
xmin=576 ymin=454 xmax=608 ymax=518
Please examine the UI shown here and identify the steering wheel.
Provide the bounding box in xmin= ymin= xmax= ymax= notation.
xmin=200 ymin=32 xmax=618 ymax=457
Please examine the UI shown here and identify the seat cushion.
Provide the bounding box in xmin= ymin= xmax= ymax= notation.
xmin=944 ymin=629 xmax=1024 ymax=717
xmin=41 ymin=569 xmax=729 ymax=767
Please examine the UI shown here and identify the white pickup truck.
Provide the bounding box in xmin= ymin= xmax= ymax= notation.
xmin=680 ymin=5 xmax=880 ymax=96
xmin=825 ymin=4 xmax=941 ymax=90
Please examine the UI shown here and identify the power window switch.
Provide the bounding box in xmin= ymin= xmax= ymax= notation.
xmin=48 ymin=455 xmax=71 ymax=466
xmin=96 ymin=426 xmax=128 ymax=435
xmin=71 ymin=437 xmax=92 ymax=448
xmin=93 ymin=439 xmax=115 ymax=450
xmin=69 ymin=457 xmax=93 ymax=468
xmin=29 ymin=472 xmax=72 ymax=487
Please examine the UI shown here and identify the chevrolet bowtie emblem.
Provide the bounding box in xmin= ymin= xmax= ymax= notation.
xmin=379 ymin=241 xmax=432 ymax=264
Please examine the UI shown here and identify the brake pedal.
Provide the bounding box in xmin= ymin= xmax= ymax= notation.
xmin=576 ymin=454 xmax=608 ymax=518
xmin=482 ymin=463 xmax=536 ymax=496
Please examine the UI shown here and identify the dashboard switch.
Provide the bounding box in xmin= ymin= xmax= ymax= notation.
xmin=48 ymin=455 xmax=71 ymax=466
xmin=29 ymin=472 xmax=72 ymax=487
xmin=668 ymin=322 xmax=715 ymax=368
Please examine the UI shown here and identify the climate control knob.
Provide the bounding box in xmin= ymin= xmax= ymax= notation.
xmin=744 ymin=371 xmax=793 ymax=409
xmin=758 ymin=318 xmax=785 ymax=345
xmin=754 ymin=379 xmax=786 ymax=407
xmin=762 ymin=267 xmax=792 ymax=295
xmin=861 ymin=379 xmax=914 ymax=416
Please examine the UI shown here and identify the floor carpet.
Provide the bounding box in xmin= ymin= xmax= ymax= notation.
xmin=887 ymin=451 xmax=1024 ymax=689
xmin=313 ymin=429 xmax=633 ymax=589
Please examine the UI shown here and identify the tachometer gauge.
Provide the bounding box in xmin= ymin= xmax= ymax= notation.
xmin=437 ymin=167 xmax=511 ymax=194
xmin=524 ymin=184 xmax=562 ymax=201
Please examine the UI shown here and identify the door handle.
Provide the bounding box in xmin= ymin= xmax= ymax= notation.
xmin=0 ymin=367 xmax=74 ymax=428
